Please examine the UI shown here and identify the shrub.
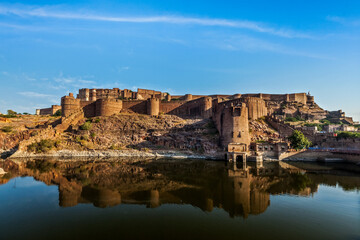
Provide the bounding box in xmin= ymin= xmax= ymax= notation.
xmin=80 ymin=121 xmax=92 ymax=130
xmin=110 ymin=144 xmax=122 ymax=150
xmin=0 ymin=114 xmax=17 ymax=118
xmin=27 ymin=139 xmax=58 ymax=153
xmin=53 ymin=110 xmax=62 ymax=117
xmin=75 ymin=136 xmax=82 ymax=143
xmin=90 ymin=132 xmax=96 ymax=138
xmin=30 ymin=131 xmax=38 ymax=137
xmin=285 ymin=116 xmax=305 ymax=122
xmin=320 ymin=119 xmax=331 ymax=125
xmin=288 ymin=130 xmax=311 ymax=150
xmin=7 ymin=110 xmax=17 ymax=116
xmin=336 ymin=131 xmax=360 ymax=139
xmin=94 ymin=118 xmax=101 ymax=123
xmin=81 ymin=135 xmax=89 ymax=141
xmin=1 ymin=126 xmax=13 ymax=133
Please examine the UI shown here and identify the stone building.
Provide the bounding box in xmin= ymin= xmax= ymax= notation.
xmin=38 ymin=87 xmax=324 ymax=152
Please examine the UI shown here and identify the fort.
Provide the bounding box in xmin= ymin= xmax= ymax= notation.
xmin=34 ymin=88 xmax=325 ymax=154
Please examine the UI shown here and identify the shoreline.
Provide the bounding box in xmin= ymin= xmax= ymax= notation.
xmin=3 ymin=149 xmax=359 ymax=166
xmin=6 ymin=149 xmax=224 ymax=160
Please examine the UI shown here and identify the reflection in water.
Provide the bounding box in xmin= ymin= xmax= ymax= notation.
xmin=1 ymin=158 xmax=359 ymax=219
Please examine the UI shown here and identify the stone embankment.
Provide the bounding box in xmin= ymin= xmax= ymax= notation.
xmin=8 ymin=149 xmax=222 ymax=160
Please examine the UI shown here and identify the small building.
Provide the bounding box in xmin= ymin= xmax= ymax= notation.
xmin=250 ymin=142 xmax=288 ymax=153
xmin=323 ymin=124 xmax=341 ymax=133
xmin=340 ymin=125 xmax=356 ymax=132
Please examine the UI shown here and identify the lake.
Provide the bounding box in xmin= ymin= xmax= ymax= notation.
xmin=0 ymin=158 xmax=359 ymax=240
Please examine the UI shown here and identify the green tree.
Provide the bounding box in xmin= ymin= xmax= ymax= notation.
xmin=7 ymin=110 xmax=17 ymax=115
xmin=288 ymin=130 xmax=311 ymax=150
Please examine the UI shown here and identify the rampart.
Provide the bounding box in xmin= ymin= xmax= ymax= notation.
xmin=36 ymin=105 xmax=61 ymax=116
xmin=54 ymin=88 xmax=320 ymax=149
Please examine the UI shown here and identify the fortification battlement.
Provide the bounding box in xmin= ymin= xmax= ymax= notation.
xmin=77 ymin=88 xmax=169 ymax=101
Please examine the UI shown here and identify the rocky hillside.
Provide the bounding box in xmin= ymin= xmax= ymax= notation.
xmin=1 ymin=113 xmax=284 ymax=158
xmin=61 ymin=114 xmax=221 ymax=154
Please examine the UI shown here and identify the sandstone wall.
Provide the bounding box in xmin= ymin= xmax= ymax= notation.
xmin=80 ymin=101 xmax=96 ymax=118
xmin=167 ymin=97 xmax=212 ymax=118
xmin=289 ymin=93 xmax=307 ymax=105
xmin=61 ymin=94 xmax=81 ymax=117
xmin=213 ymin=102 xmax=250 ymax=148
xmin=147 ymin=98 xmax=160 ymax=116
xmin=266 ymin=117 xmax=295 ymax=138
xmin=159 ymin=101 xmax=185 ymax=114
xmin=39 ymin=108 xmax=52 ymax=115
xmin=96 ymin=99 xmax=123 ymax=117
xmin=122 ymin=100 xmax=147 ymax=114
xmin=243 ymin=97 xmax=267 ymax=120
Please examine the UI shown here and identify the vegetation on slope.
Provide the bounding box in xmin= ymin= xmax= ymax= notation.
xmin=288 ymin=130 xmax=312 ymax=150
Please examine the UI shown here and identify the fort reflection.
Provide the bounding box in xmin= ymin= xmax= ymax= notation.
xmin=1 ymin=158 xmax=359 ymax=218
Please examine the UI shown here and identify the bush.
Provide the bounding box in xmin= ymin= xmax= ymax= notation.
xmin=53 ymin=110 xmax=62 ymax=117
xmin=0 ymin=114 xmax=17 ymax=118
xmin=336 ymin=131 xmax=360 ymax=139
xmin=7 ymin=110 xmax=17 ymax=116
xmin=27 ymin=139 xmax=59 ymax=153
xmin=94 ymin=118 xmax=101 ymax=123
xmin=285 ymin=116 xmax=305 ymax=122
xmin=288 ymin=130 xmax=311 ymax=150
xmin=1 ymin=126 xmax=13 ymax=133
xmin=81 ymin=135 xmax=89 ymax=141
xmin=320 ymin=119 xmax=331 ymax=125
xmin=30 ymin=131 xmax=38 ymax=137
xmin=80 ymin=121 xmax=92 ymax=130
xmin=90 ymin=132 xmax=96 ymax=138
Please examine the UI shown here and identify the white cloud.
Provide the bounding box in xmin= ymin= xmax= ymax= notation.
xmin=0 ymin=5 xmax=313 ymax=38
xmin=18 ymin=91 xmax=54 ymax=98
xmin=326 ymin=16 xmax=360 ymax=27
xmin=211 ymin=34 xmax=334 ymax=59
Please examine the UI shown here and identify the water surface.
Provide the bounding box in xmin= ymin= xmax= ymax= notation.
xmin=0 ymin=159 xmax=359 ymax=240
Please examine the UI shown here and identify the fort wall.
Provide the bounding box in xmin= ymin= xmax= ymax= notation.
xmin=80 ymin=101 xmax=96 ymax=118
xmin=122 ymin=100 xmax=148 ymax=114
xmin=37 ymin=105 xmax=61 ymax=115
xmin=167 ymin=97 xmax=212 ymax=118
xmin=213 ymin=102 xmax=250 ymax=148
xmin=96 ymin=99 xmax=123 ymax=116
xmin=147 ymin=98 xmax=160 ymax=116
xmin=159 ymin=101 xmax=185 ymax=114
xmin=61 ymin=93 xmax=81 ymax=117
xmin=241 ymin=93 xmax=308 ymax=104
xmin=243 ymin=97 xmax=267 ymax=120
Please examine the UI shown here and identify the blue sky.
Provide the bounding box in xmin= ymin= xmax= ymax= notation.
xmin=0 ymin=0 xmax=359 ymax=120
